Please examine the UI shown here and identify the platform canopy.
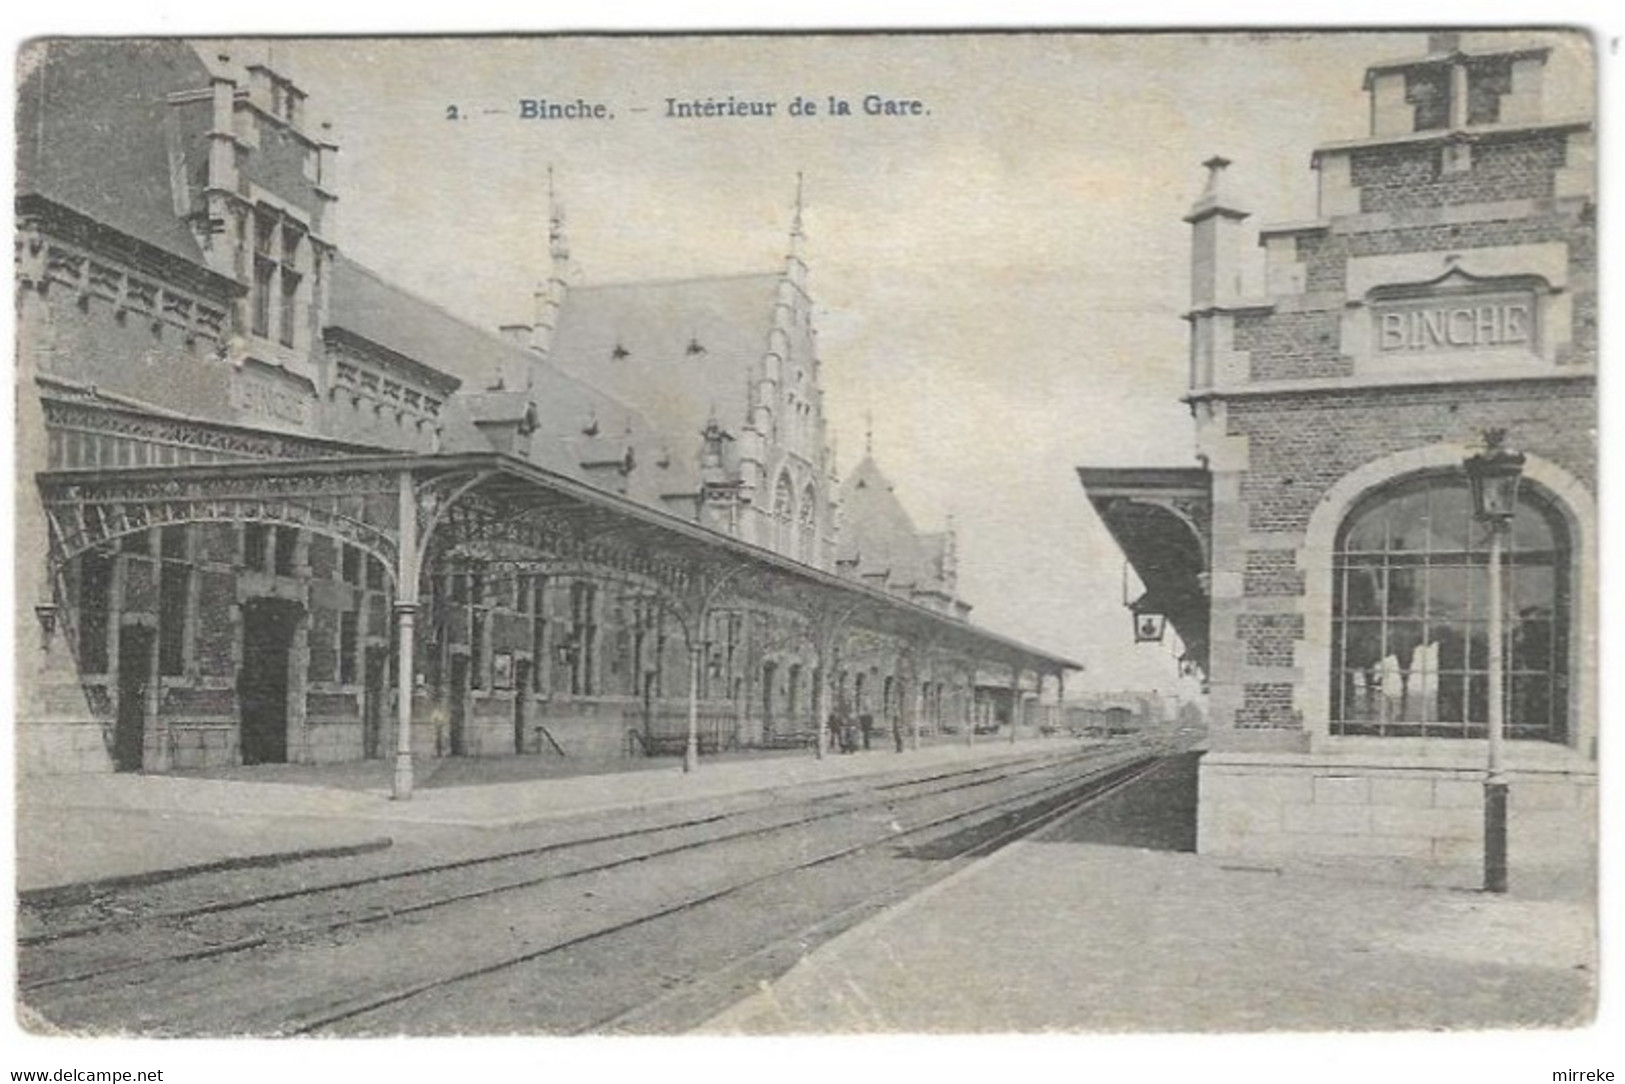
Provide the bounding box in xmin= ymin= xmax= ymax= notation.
xmin=1076 ymin=466 xmax=1211 ymax=674
xmin=40 ymin=449 xmax=1081 ymax=676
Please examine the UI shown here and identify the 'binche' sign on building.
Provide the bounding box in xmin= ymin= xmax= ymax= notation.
xmin=1374 ymin=292 xmax=1536 ymax=353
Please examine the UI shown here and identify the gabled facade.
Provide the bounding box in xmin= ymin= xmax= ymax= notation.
xmin=1081 ymin=32 xmax=1596 ymax=885
xmin=503 ymin=189 xmax=844 ymax=569
xmin=16 ymin=40 xmax=1063 ymax=777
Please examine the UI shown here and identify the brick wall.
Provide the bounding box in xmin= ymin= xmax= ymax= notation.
xmin=1236 ymin=682 xmax=1301 ymax=729
xmin=195 ymin=570 xmax=237 ymax=677
xmin=1344 ymin=212 xmax=1583 ymax=259
xmin=1235 ymin=309 xmax=1350 ymax=382
xmin=1217 ymin=379 xmax=1594 ymax=734
xmin=308 ymin=606 xmax=338 ymax=683
xmin=1243 ymin=550 xmax=1304 ymax=597
xmin=1237 ymin=613 xmax=1304 ymax=667
xmin=1350 ymin=131 xmax=1567 ymax=213
xmin=1230 ymin=382 xmax=1595 ymax=534
xmin=1296 ymin=231 xmax=1348 ymax=294
xmin=1243 ymin=205 xmax=1595 ymax=386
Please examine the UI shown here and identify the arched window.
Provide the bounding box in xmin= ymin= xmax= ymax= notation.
xmin=1331 ymin=474 xmax=1569 ymax=741
xmin=773 ymin=472 xmax=795 ymax=556
xmin=798 ymin=485 xmax=817 ymax=563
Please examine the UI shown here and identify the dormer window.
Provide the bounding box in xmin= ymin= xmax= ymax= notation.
xmin=265 ymin=73 xmax=304 ymax=126
xmin=250 ymin=207 xmax=308 ymax=349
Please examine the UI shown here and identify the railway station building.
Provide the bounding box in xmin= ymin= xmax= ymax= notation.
xmin=1080 ymin=33 xmax=1596 ymax=883
xmin=15 ymin=40 xmax=1074 ymax=782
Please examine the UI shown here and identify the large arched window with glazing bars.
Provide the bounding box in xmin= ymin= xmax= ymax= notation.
xmin=1330 ymin=473 xmax=1570 ymax=742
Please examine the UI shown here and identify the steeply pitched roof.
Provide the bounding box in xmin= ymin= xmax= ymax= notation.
xmin=545 ymin=273 xmax=782 ymax=461
xmin=328 ymin=256 xmax=680 ymax=494
xmin=838 ymin=454 xmax=947 ymax=592
xmin=17 ymin=39 xmax=212 ymax=266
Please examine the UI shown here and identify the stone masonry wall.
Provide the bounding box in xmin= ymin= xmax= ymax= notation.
xmin=1199 ymin=759 xmax=1598 ymax=887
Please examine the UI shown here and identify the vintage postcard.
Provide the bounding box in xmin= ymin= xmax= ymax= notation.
xmin=9 ymin=25 xmax=1604 ymax=1067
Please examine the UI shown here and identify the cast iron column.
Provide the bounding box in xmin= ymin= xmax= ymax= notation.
xmin=392 ymin=471 xmax=420 ymax=800
xmin=1009 ymin=663 xmax=1021 ymax=745
xmin=684 ymin=641 xmax=702 ymax=773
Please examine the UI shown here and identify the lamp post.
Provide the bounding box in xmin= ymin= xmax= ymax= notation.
xmin=1464 ymin=430 xmax=1526 ymax=894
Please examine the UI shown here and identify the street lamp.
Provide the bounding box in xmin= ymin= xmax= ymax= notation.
xmin=1464 ymin=429 xmax=1526 ymax=895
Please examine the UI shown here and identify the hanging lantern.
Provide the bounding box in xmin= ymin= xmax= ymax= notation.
xmin=34 ymin=602 xmax=60 ymax=651
xmin=1130 ymin=597 xmax=1167 ymax=643
xmin=1464 ymin=428 xmax=1527 ymax=526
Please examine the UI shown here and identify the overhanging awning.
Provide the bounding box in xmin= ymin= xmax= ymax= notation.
xmin=38 ymin=449 xmax=1081 ymax=676
xmin=1077 ymin=466 xmax=1211 ymax=671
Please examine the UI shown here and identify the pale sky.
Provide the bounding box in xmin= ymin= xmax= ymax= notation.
xmin=226 ymin=30 xmax=1587 ymax=694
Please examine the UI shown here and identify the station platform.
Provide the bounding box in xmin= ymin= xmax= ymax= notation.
xmin=14 ymin=735 xmax=1066 ymax=893
xmin=703 ymin=753 xmax=1600 ymax=1033
xmin=15 ymin=744 xmax=1599 ymax=1035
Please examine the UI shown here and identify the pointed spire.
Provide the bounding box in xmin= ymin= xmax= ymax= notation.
xmin=548 ymin=165 xmax=570 ymax=266
xmin=531 ymin=166 xmax=570 ymax=356
xmin=781 ymin=172 xmax=808 ymax=291
xmin=791 ymin=170 xmax=805 ymax=241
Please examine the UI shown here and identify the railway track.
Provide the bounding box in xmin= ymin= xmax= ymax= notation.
xmin=19 ymin=742 xmax=1171 ymax=1036
xmin=20 ymin=743 xmax=1123 ymax=952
